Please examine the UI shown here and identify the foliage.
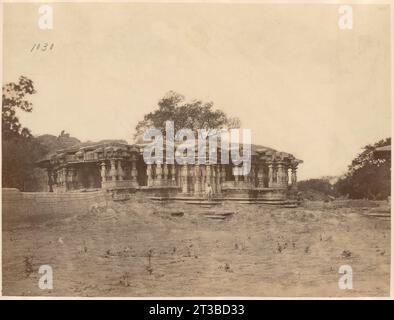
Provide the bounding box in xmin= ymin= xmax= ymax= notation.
xmin=333 ymin=138 xmax=391 ymax=200
xmin=134 ymin=91 xmax=241 ymax=139
xmin=298 ymin=179 xmax=334 ymax=195
xmin=2 ymin=76 xmax=36 ymax=139
xmin=2 ymin=135 xmax=48 ymax=190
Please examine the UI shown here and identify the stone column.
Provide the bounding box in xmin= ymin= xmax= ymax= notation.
xmin=221 ymin=165 xmax=226 ymax=182
xmin=171 ymin=164 xmax=176 ymax=185
xmin=117 ymin=160 xmax=124 ymax=181
xmin=291 ymin=166 xmax=298 ymax=190
xmin=206 ymin=165 xmax=212 ymax=190
xmin=163 ymin=164 xmax=169 ymax=183
xmin=268 ymin=163 xmax=274 ymax=188
xmin=67 ymin=167 xmax=75 ymax=191
xmin=176 ymin=165 xmax=181 ymax=187
xmin=194 ymin=165 xmax=200 ymax=195
xmin=110 ymin=159 xmax=117 ymax=181
xmin=200 ymin=165 xmax=206 ymax=193
xmin=244 ymin=169 xmax=250 ymax=184
xmin=212 ymin=165 xmax=217 ymax=193
xmin=100 ymin=162 xmax=107 ymax=183
xmin=64 ymin=168 xmax=69 ymax=190
xmin=146 ymin=164 xmax=153 ymax=186
xmin=47 ymin=169 xmax=54 ymax=192
xmin=131 ymin=155 xmax=138 ymax=182
xmin=233 ymin=165 xmax=239 ymax=185
xmin=250 ymin=165 xmax=256 ymax=187
xmin=258 ymin=162 xmax=265 ymax=188
xmin=216 ymin=165 xmax=221 ymax=194
xmin=155 ymin=163 xmax=162 ymax=185
xmin=58 ymin=168 xmax=66 ymax=189
xmin=285 ymin=166 xmax=289 ymax=186
xmin=182 ymin=165 xmax=188 ymax=193
xmin=64 ymin=168 xmax=69 ymax=189
xmin=277 ymin=163 xmax=284 ymax=187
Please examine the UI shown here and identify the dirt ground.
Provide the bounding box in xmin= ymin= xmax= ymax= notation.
xmin=2 ymin=199 xmax=390 ymax=297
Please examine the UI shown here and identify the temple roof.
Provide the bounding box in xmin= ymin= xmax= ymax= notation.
xmin=36 ymin=139 xmax=302 ymax=167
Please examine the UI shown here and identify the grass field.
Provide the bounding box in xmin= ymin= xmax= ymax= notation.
xmin=2 ymin=199 xmax=390 ymax=297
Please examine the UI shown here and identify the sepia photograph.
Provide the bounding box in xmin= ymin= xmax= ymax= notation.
xmin=1 ymin=1 xmax=392 ymax=299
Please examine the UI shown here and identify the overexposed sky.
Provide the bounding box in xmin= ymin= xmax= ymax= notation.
xmin=3 ymin=3 xmax=391 ymax=179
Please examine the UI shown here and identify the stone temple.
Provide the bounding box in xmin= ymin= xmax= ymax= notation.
xmin=37 ymin=138 xmax=302 ymax=204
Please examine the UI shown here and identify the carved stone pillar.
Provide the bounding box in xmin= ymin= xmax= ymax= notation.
xmin=47 ymin=169 xmax=54 ymax=192
xmin=67 ymin=167 xmax=75 ymax=191
xmin=285 ymin=166 xmax=289 ymax=186
xmin=131 ymin=155 xmax=137 ymax=182
xmin=59 ymin=168 xmax=66 ymax=188
xmin=268 ymin=163 xmax=274 ymax=188
xmin=206 ymin=165 xmax=212 ymax=190
xmin=258 ymin=162 xmax=265 ymax=188
xmin=176 ymin=165 xmax=181 ymax=187
xmin=212 ymin=165 xmax=217 ymax=193
xmin=117 ymin=160 xmax=124 ymax=181
xmin=221 ymin=165 xmax=226 ymax=182
xmin=110 ymin=159 xmax=117 ymax=181
xmin=201 ymin=165 xmax=206 ymax=193
xmin=233 ymin=165 xmax=239 ymax=185
xmin=250 ymin=165 xmax=256 ymax=187
xmin=100 ymin=162 xmax=107 ymax=183
xmin=163 ymin=164 xmax=169 ymax=182
xmin=182 ymin=165 xmax=188 ymax=193
xmin=64 ymin=168 xmax=68 ymax=188
xmin=155 ymin=163 xmax=162 ymax=184
xmin=277 ymin=163 xmax=284 ymax=187
xmin=194 ymin=165 xmax=200 ymax=195
xmin=216 ymin=165 xmax=221 ymax=193
xmin=291 ymin=166 xmax=298 ymax=190
xmin=171 ymin=164 xmax=176 ymax=185
xmin=146 ymin=164 xmax=152 ymax=186
xmin=244 ymin=170 xmax=250 ymax=184
xmin=56 ymin=169 xmax=62 ymax=188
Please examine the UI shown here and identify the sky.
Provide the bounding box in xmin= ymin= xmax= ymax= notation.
xmin=3 ymin=3 xmax=391 ymax=180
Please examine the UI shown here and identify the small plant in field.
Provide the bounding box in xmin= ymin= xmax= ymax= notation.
xmin=23 ymin=255 xmax=34 ymax=277
xmin=224 ymin=263 xmax=233 ymax=272
xmin=146 ymin=249 xmax=154 ymax=275
xmin=119 ymin=272 xmax=131 ymax=287
xmin=341 ymin=250 xmax=352 ymax=258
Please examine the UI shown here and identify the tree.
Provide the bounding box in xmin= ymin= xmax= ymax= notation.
xmin=2 ymin=76 xmax=48 ymax=190
xmin=2 ymin=137 xmax=48 ymax=190
xmin=298 ymin=179 xmax=334 ymax=195
xmin=333 ymin=138 xmax=391 ymax=200
xmin=2 ymin=76 xmax=36 ymax=139
xmin=134 ymin=91 xmax=241 ymax=139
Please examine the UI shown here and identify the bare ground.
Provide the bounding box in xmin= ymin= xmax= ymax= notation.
xmin=2 ymin=199 xmax=390 ymax=297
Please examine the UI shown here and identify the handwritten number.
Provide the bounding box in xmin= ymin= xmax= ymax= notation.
xmin=30 ymin=42 xmax=54 ymax=52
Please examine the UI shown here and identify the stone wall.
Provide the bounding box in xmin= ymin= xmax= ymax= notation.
xmin=2 ymin=188 xmax=109 ymax=226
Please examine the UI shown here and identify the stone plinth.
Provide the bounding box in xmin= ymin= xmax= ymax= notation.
xmin=255 ymin=187 xmax=287 ymax=201
xmin=102 ymin=180 xmax=139 ymax=190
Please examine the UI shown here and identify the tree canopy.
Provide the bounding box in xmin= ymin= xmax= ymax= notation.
xmin=134 ymin=91 xmax=241 ymax=139
xmin=334 ymin=138 xmax=391 ymax=200
xmin=2 ymin=76 xmax=36 ymax=139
